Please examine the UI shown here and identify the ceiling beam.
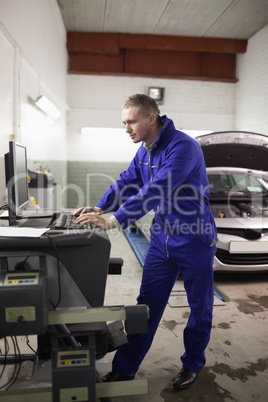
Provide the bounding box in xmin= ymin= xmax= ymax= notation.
xmin=68 ymin=50 xmax=237 ymax=82
xmin=67 ymin=32 xmax=120 ymax=55
xmin=67 ymin=32 xmax=247 ymax=82
xmin=120 ymin=33 xmax=247 ymax=54
xmin=67 ymin=32 xmax=247 ymax=55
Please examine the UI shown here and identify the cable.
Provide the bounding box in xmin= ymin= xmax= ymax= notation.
xmin=5 ymin=336 xmax=21 ymax=390
xmin=14 ymin=250 xmax=34 ymax=271
xmin=0 ymin=336 xmax=22 ymax=391
xmin=26 ymin=335 xmax=38 ymax=355
xmin=0 ymin=338 xmax=9 ymax=383
xmin=0 ymin=319 xmax=23 ymax=339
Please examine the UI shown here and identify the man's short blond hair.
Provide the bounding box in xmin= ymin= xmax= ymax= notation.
xmin=123 ymin=94 xmax=161 ymax=118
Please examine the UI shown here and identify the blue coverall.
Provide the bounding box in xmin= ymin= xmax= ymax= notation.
xmin=96 ymin=115 xmax=217 ymax=376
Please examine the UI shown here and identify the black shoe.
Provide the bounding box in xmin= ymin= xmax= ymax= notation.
xmin=173 ymin=368 xmax=199 ymax=390
xmin=102 ymin=371 xmax=135 ymax=382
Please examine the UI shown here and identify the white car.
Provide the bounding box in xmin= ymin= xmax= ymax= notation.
xmin=197 ymin=131 xmax=268 ymax=272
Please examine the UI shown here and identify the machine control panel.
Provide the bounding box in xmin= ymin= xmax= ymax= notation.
xmin=57 ymin=350 xmax=90 ymax=369
xmin=3 ymin=272 xmax=39 ymax=286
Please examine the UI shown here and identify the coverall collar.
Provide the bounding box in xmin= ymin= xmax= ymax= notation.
xmin=143 ymin=115 xmax=171 ymax=151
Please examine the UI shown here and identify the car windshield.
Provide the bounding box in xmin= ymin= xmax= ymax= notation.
xmin=208 ymin=173 xmax=268 ymax=195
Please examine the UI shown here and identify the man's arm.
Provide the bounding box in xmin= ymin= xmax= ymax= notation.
xmin=72 ymin=140 xmax=202 ymax=230
xmin=71 ymin=153 xmax=143 ymax=230
xmin=95 ymin=154 xmax=143 ymax=213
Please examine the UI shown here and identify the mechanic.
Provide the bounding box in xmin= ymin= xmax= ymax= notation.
xmin=72 ymin=93 xmax=217 ymax=390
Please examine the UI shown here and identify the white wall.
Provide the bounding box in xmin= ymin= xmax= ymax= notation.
xmin=0 ymin=0 xmax=68 ymax=207
xmin=0 ymin=0 xmax=66 ymax=104
xmin=67 ymin=75 xmax=235 ymax=162
xmin=235 ymin=24 xmax=268 ymax=134
xmin=67 ymin=23 xmax=268 ymax=163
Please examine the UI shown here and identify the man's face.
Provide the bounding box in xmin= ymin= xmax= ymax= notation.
xmin=122 ymin=107 xmax=153 ymax=146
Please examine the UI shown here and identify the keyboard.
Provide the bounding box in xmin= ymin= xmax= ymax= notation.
xmin=53 ymin=212 xmax=93 ymax=230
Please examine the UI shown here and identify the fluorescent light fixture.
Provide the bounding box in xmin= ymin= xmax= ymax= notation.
xmin=81 ymin=127 xmax=125 ymax=135
xmin=148 ymin=87 xmax=165 ymax=104
xmin=81 ymin=127 xmax=94 ymax=135
xmin=35 ymin=95 xmax=61 ymax=119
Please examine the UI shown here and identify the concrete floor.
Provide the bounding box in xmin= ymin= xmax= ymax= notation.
xmin=101 ymin=228 xmax=268 ymax=402
xmin=1 ymin=226 xmax=268 ymax=401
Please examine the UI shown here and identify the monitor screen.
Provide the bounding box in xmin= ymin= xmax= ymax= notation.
xmin=5 ymin=141 xmax=29 ymax=225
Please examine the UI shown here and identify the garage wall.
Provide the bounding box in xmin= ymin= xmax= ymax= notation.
xmin=66 ymin=25 xmax=268 ymax=208
xmin=67 ymin=75 xmax=236 ymax=206
xmin=236 ymin=24 xmax=268 ymax=134
xmin=0 ymin=0 xmax=68 ymax=208
xmin=67 ymin=75 xmax=236 ymax=156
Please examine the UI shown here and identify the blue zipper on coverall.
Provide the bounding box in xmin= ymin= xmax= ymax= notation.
xmin=147 ymin=149 xmax=170 ymax=258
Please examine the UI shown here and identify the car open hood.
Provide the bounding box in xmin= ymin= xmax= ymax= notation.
xmin=196 ymin=131 xmax=268 ymax=171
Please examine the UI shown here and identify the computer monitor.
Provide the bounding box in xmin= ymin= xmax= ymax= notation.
xmin=5 ymin=141 xmax=29 ymax=226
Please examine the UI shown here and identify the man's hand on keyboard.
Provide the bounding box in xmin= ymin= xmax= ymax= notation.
xmin=71 ymin=206 xmax=103 ymax=216
xmin=74 ymin=213 xmax=116 ymax=230
xmin=71 ymin=206 xmax=116 ymax=230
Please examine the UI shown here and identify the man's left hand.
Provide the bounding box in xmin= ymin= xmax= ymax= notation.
xmin=74 ymin=213 xmax=116 ymax=230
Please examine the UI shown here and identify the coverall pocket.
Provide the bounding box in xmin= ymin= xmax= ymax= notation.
xmin=196 ymin=213 xmax=217 ymax=248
